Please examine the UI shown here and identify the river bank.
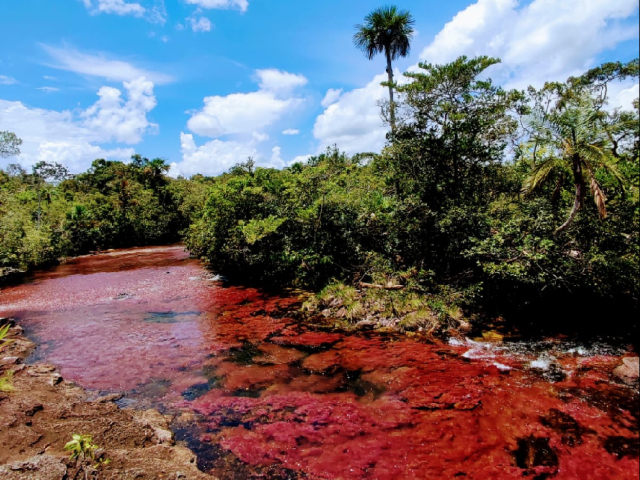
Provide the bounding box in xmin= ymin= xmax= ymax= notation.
xmin=0 ymin=245 xmax=638 ymax=479
xmin=0 ymin=322 xmax=214 ymax=480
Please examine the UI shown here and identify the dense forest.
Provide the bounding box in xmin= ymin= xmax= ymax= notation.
xmin=1 ymin=57 xmax=638 ymax=335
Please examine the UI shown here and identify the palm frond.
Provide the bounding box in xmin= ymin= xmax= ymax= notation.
xmin=522 ymin=156 xmax=565 ymax=195
xmin=588 ymin=172 xmax=608 ymax=219
xmin=353 ymin=6 xmax=415 ymax=61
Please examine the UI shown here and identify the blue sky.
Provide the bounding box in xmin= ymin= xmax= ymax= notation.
xmin=1 ymin=0 xmax=638 ymax=177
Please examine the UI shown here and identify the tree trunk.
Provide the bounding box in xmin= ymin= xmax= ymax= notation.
xmin=385 ymin=48 xmax=395 ymax=131
xmin=555 ymin=156 xmax=584 ymax=234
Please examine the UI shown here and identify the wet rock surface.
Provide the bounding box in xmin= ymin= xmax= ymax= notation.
xmin=1 ymin=245 xmax=638 ymax=479
xmin=615 ymin=357 xmax=640 ymax=385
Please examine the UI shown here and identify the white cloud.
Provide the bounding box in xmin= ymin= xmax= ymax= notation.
xmin=187 ymin=69 xmax=307 ymax=138
xmin=264 ymin=145 xmax=286 ymax=169
xmin=187 ymin=11 xmax=213 ymax=32
xmin=282 ymin=129 xmax=300 ymax=135
xmin=0 ymin=77 xmax=156 ymax=172
xmin=313 ymin=73 xmax=389 ymax=154
xmin=0 ymin=75 xmax=18 ymax=85
xmin=605 ymin=80 xmax=640 ymax=111
xmin=37 ymin=87 xmax=60 ymax=93
xmin=252 ymin=132 xmax=270 ymax=142
xmin=257 ymin=69 xmax=308 ymax=92
xmin=80 ymin=0 xmax=166 ymax=23
xmin=321 ymin=88 xmax=343 ymax=108
xmin=185 ymin=0 xmax=248 ymax=12
xmin=313 ymin=0 xmax=639 ymax=155
xmin=420 ymin=0 xmax=639 ymax=89
xmin=81 ymin=77 xmax=158 ymax=144
xmin=81 ymin=0 xmax=145 ymax=17
xmin=170 ymin=132 xmax=258 ymax=177
xmin=41 ymin=44 xmax=174 ymax=84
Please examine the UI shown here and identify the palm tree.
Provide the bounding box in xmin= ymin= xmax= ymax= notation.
xmin=354 ymin=6 xmax=415 ymax=129
xmin=523 ymin=105 xmax=625 ymax=233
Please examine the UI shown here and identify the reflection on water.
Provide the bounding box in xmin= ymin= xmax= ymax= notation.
xmin=0 ymin=245 xmax=637 ymax=479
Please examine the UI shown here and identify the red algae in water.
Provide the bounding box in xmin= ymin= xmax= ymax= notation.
xmin=0 ymin=245 xmax=638 ymax=480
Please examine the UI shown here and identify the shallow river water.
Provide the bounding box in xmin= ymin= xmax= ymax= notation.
xmin=0 ymin=245 xmax=637 ymax=479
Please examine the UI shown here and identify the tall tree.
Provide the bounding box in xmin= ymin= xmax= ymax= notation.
xmin=354 ymin=5 xmax=415 ymax=129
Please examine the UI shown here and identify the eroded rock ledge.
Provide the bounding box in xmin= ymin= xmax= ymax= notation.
xmin=0 ymin=324 xmax=214 ymax=480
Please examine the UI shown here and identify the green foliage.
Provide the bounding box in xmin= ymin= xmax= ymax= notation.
xmin=64 ymin=434 xmax=111 ymax=470
xmin=0 ymin=323 xmax=13 ymax=351
xmin=353 ymin=6 xmax=415 ymax=61
xmin=187 ymin=56 xmax=639 ymax=331
xmin=1 ymin=154 xmax=205 ymax=279
xmin=304 ymin=281 xmax=467 ymax=333
xmin=2 ymin=55 xmax=638 ymax=334
xmin=64 ymin=434 xmax=98 ymax=461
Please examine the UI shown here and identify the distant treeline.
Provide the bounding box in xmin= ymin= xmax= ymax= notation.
xmin=1 ymin=56 xmax=638 ymax=330
xmin=0 ymin=155 xmax=211 ymax=277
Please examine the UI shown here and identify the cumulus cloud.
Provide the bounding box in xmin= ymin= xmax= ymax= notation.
xmin=258 ymin=69 xmax=308 ymax=92
xmin=81 ymin=77 xmax=158 ymax=144
xmin=185 ymin=0 xmax=248 ymax=12
xmin=321 ymin=88 xmax=343 ymax=108
xmin=252 ymin=132 xmax=270 ymax=142
xmin=170 ymin=132 xmax=258 ymax=177
xmin=282 ymin=129 xmax=300 ymax=135
xmin=173 ymin=68 xmax=309 ymax=177
xmin=605 ymin=80 xmax=640 ymax=111
xmin=313 ymin=0 xmax=639 ymax=155
xmin=41 ymin=44 xmax=174 ymax=84
xmin=186 ymin=69 xmax=307 ymax=138
xmin=313 ymin=73 xmax=389 ymax=154
xmin=420 ymin=0 xmax=639 ymax=89
xmin=0 ymin=77 xmax=157 ymax=172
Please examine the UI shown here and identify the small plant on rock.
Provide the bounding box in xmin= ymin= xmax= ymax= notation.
xmin=65 ymin=434 xmax=98 ymax=462
xmin=0 ymin=323 xmax=13 ymax=352
xmin=65 ymin=434 xmax=110 ymax=478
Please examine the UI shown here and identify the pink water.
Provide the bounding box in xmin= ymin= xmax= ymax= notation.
xmin=0 ymin=245 xmax=637 ymax=479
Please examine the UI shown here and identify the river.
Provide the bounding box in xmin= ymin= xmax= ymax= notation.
xmin=0 ymin=245 xmax=637 ymax=479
